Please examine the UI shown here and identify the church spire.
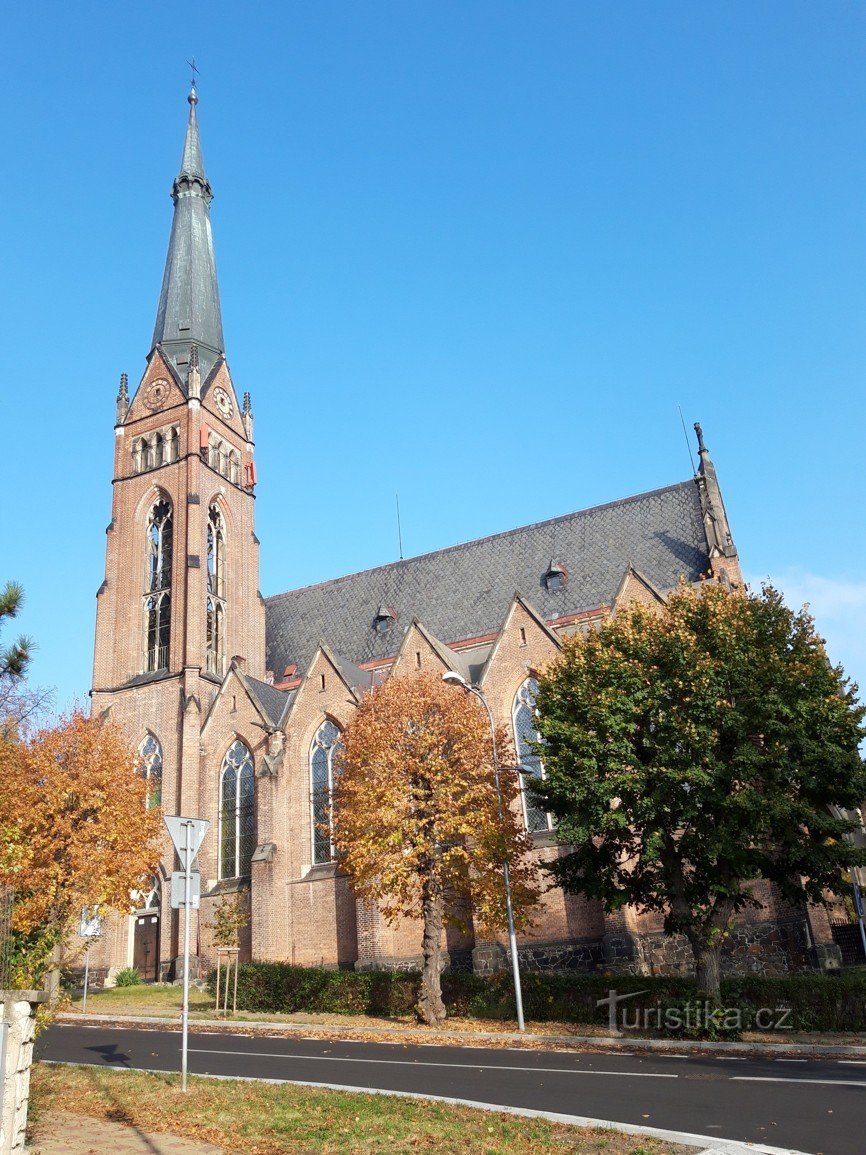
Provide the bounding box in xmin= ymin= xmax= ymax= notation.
xmin=151 ymin=83 xmax=225 ymax=384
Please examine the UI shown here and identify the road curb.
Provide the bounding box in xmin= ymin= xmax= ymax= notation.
xmin=39 ymin=1060 xmax=809 ymax=1155
xmin=58 ymin=1011 xmax=866 ymax=1059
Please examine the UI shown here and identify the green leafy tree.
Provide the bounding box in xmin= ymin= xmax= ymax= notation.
xmin=533 ymin=582 xmax=866 ymax=1000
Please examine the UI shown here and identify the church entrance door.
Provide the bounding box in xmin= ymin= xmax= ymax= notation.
xmin=133 ymin=913 xmax=160 ymax=982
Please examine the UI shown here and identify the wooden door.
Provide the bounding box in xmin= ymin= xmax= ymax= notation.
xmin=133 ymin=913 xmax=160 ymax=981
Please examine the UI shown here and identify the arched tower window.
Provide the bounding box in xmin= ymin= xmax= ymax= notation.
xmin=219 ymin=739 xmax=255 ymax=879
xmin=513 ymin=677 xmax=552 ymax=834
xmin=167 ymin=427 xmax=180 ymax=462
xmin=139 ymin=734 xmax=163 ymax=809
xmin=144 ymin=498 xmax=172 ymax=672
xmin=206 ymin=504 xmax=226 ymax=676
xmin=310 ymin=720 xmax=342 ymax=865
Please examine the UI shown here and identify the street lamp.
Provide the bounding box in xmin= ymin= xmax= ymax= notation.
xmin=442 ymin=670 xmax=526 ymax=1032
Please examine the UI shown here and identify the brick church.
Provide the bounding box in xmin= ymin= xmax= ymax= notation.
xmin=89 ymin=88 xmax=841 ymax=984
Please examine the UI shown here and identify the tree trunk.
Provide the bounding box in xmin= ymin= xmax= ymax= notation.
xmin=416 ymin=878 xmax=446 ymax=1026
xmin=691 ymin=941 xmax=722 ymax=1002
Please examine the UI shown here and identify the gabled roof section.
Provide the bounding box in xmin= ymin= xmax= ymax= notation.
xmin=392 ymin=619 xmax=472 ymax=682
xmin=611 ymin=563 xmax=669 ymax=610
xmin=151 ymin=85 xmax=224 ymax=384
xmin=265 ymin=479 xmax=708 ymax=678
xmin=242 ymin=673 xmax=291 ymax=729
xmin=477 ymin=592 xmax=562 ymax=688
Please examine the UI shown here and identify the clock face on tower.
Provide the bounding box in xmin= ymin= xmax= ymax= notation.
xmin=212 ymin=387 xmax=234 ymax=419
xmin=143 ymin=378 xmax=170 ymax=411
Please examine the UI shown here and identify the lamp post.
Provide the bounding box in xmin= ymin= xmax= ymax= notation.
xmin=442 ymin=670 xmax=525 ymax=1032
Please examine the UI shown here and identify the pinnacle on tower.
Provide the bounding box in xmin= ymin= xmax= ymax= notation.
xmin=151 ymin=84 xmax=225 ymax=384
xmin=116 ymin=372 xmax=129 ymax=423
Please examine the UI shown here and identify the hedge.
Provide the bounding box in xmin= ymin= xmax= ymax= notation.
xmin=209 ymin=963 xmax=866 ymax=1034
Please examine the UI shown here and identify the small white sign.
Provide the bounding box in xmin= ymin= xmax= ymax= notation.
xmin=79 ymin=906 xmax=103 ymax=939
xmin=164 ymin=816 xmax=209 ymax=869
xmin=170 ymin=871 xmax=201 ymax=910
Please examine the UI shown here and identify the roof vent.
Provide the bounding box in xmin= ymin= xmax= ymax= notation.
xmin=544 ymin=560 xmax=568 ymax=592
xmin=374 ymin=605 xmax=396 ymax=634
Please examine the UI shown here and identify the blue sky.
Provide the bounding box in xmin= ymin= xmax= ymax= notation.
xmin=2 ymin=2 xmax=864 ymax=712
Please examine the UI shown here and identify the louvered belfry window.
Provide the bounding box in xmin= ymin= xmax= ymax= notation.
xmin=206 ymin=504 xmax=227 ymax=676
xmin=143 ymin=498 xmax=172 ymax=672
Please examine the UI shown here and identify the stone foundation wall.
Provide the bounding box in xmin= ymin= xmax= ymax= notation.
xmin=628 ymin=918 xmax=814 ymax=978
xmin=473 ymin=937 xmax=605 ymax=975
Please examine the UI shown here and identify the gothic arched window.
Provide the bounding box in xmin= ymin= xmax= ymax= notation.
xmin=513 ymin=677 xmax=552 ymax=834
xmin=310 ymin=720 xmax=342 ymax=865
xmin=206 ymin=504 xmax=226 ymax=676
xmin=139 ymin=733 xmax=163 ymax=809
xmin=167 ymin=427 xmax=180 ymax=463
xmin=219 ymin=739 xmax=255 ymax=879
xmin=133 ymin=873 xmax=161 ymax=912
xmin=144 ymin=499 xmax=172 ymax=672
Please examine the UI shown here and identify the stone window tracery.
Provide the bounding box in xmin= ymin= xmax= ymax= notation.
xmin=143 ymin=498 xmax=172 ymax=672
xmin=513 ymin=677 xmax=553 ymax=834
xmin=138 ymin=733 xmax=163 ymax=809
xmin=206 ymin=504 xmax=226 ymax=677
xmin=310 ymin=720 xmax=342 ymax=865
xmin=219 ymin=739 xmax=255 ymax=879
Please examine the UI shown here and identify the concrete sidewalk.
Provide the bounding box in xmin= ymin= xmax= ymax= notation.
xmin=30 ymin=1110 xmax=227 ymax=1155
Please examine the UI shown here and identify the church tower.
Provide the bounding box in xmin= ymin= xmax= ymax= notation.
xmin=91 ymin=85 xmax=265 ymax=976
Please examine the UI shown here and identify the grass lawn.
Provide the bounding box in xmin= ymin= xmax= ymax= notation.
xmin=68 ymin=984 xmax=608 ymax=1037
xmin=31 ymin=1064 xmax=692 ymax=1155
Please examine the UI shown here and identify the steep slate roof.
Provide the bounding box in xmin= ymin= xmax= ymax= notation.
xmin=265 ymin=480 xmax=708 ymax=680
xmin=151 ymin=87 xmax=224 ymax=383
xmin=243 ymin=674 xmax=291 ymax=728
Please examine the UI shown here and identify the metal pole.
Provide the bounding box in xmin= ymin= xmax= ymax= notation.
xmin=181 ymin=820 xmax=192 ymax=1092
xmin=468 ymin=686 xmax=525 ymax=1033
xmin=82 ymin=943 xmax=90 ymax=1013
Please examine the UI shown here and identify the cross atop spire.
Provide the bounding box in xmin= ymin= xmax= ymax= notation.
xmin=151 ymin=82 xmax=224 ymax=384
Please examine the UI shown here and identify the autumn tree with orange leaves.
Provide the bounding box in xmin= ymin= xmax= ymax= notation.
xmin=0 ymin=710 xmax=162 ymax=985
xmin=333 ymin=672 xmax=540 ymax=1025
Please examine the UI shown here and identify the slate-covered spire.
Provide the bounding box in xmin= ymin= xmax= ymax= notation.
xmin=151 ymin=84 xmax=225 ymax=383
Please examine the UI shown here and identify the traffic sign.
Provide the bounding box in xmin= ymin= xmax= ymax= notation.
xmin=164 ymin=816 xmax=209 ymax=869
xmin=79 ymin=907 xmax=103 ymax=938
xmin=170 ymin=871 xmax=201 ymax=910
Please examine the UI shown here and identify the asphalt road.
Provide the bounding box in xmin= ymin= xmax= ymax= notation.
xmin=37 ymin=1024 xmax=865 ymax=1155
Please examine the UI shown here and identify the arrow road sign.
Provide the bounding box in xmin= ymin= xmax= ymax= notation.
xmin=164 ymin=816 xmax=209 ymax=869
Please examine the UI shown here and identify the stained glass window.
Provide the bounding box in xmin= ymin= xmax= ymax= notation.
xmin=219 ymin=740 xmax=255 ymax=879
xmin=513 ymin=677 xmax=552 ymax=833
xmin=310 ymin=721 xmax=342 ymax=865
xmin=139 ymin=734 xmax=163 ymax=809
